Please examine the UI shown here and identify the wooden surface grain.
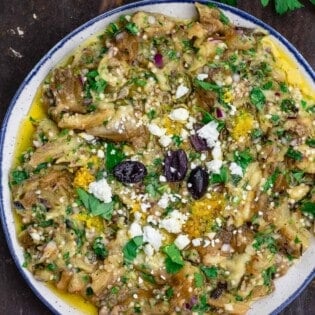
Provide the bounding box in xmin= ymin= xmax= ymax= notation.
xmin=0 ymin=1 xmax=314 ymax=314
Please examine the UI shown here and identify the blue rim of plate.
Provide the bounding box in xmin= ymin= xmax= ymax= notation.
xmin=0 ymin=1 xmax=314 ymax=314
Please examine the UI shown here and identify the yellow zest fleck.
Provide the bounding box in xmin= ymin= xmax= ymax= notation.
xmin=231 ymin=112 xmax=254 ymax=140
xmin=73 ymin=167 xmax=95 ymax=190
xmin=130 ymin=202 xmax=141 ymax=214
xmin=73 ymin=213 xmax=103 ymax=231
xmin=222 ymin=90 xmax=234 ymax=104
xmin=162 ymin=117 xmax=183 ymax=135
xmin=184 ymin=193 xmax=225 ymax=238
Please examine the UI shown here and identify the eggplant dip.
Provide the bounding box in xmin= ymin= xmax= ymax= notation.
xmin=10 ymin=3 xmax=315 ymax=314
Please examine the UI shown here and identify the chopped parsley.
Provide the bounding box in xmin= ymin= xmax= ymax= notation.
xmin=11 ymin=169 xmax=28 ymax=185
xmin=162 ymin=244 xmax=184 ymax=274
xmin=250 ymin=87 xmax=266 ymax=111
xmin=123 ymin=236 xmax=144 ymax=264
xmin=93 ymin=237 xmax=108 ymax=260
xmin=106 ymin=142 xmax=126 ymax=171
xmin=285 ymin=147 xmax=303 ymax=161
xmin=201 ymin=266 xmax=218 ymax=278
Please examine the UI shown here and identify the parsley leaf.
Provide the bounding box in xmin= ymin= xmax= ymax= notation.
xmin=76 ymin=188 xmax=114 ymax=220
xmin=285 ymin=147 xmax=303 ymax=161
xmin=125 ymin=22 xmax=139 ymax=35
xmin=275 ymin=0 xmax=303 ymax=15
xmin=201 ymin=266 xmax=218 ymax=278
xmin=194 ymin=272 xmax=204 ymax=288
xmin=306 ymin=138 xmax=315 ymax=148
xmin=263 ymin=168 xmax=280 ymax=192
xmin=162 ymin=244 xmax=184 ymax=274
xmin=123 ymin=236 xmax=144 ymax=264
xmin=250 ymin=87 xmax=266 ymax=111
xmin=262 ymin=266 xmax=276 ymax=286
xmin=210 ymin=166 xmax=228 ymax=184
xmin=234 ymin=149 xmax=253 ymax=172
xmin=253 ymin=232 xmax=277 ymax=254
xmin=93 ymin=237 xmax=108 ymax=260
xmin=195 ymin=79 xmax=221 ymax=92
xmin=301 ymin=201 xmax=315 ymax=216
xmin=11 ymin=169 xmax=28 ymax=185
xmin=106 ymin=142 xmax=125 ymax=171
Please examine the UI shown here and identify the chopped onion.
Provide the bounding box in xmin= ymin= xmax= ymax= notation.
xmin=154 ymin=53 xmax=163 ymax=68
xmin=216 ymin=107 xmax=224 ymax=119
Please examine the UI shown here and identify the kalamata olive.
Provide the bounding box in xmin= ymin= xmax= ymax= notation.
xmin=187 ymin=166 xmax=209 ymax=199
xmin=189 ymin=134 xmax=208 ymax=151
xmin=113 ymin=161 xmax=147 ymax=183
xmin=164 ymin=149 xmax=188 ymax=182
xmin=13 ymin=201 xmax=25 ymax=210
xmin=210 ymin=282 xmax=227 ymax=299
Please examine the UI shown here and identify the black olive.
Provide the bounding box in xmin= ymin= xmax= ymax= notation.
xmin=187 ymin=166 xmax=209 ymax=199
xmin=164 ymin=149 xmax=188 ymax=182
xmin=113 ymin=160 xmax=147 ymax=183
xmin=210 ymin=282 xmax=227 ymax=299
xmin=13 ymin=201 xmax=25 ymax=210
xmin=189 ymin=134 xmax=208 ymax=151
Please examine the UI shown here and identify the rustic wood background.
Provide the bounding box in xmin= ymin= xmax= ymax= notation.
xmin=0 ymin=0 xmax=314 ymax=314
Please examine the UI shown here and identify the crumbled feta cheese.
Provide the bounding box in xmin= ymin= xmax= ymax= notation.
xmin=158 ymin=193 xmax=169 ymax=209
xmin=129 ymin=222 xmax=143 ymax=238
xmin=148 ymin=15 xmax=156 ymax=24
xmin=143 ymin=226 xmax=163 ymax=251
xmin=30 ymin=231 xmax=41 ymax=242
xmin=174 ymin=234 xmax=190 ymax=250
xmin=180 ymin=128 xmax=189 ymax=140
xmin=141 ymin=203 xmax=151 ymax=212
xmin=192 ymin=238 xmax=202 ymax=247
xmin=175 ymin=84 xmax=189 ymax=99
xmin=143 ymin=244 xmax=154 ymax=257
xmin=79 ymin=132 xmax=95 ymax=142
xmin=148 ymin=123 xmax=166 ymax=137
xmin=88 ymin=178 xmax=112 ymax=203
xmin=206 ymin=160 xmax=223 ymax=174
xmin=169 ymin=108 xmax=189 ymax=122
xmin=229 ymin=162 xmax=243 ymax=177
xmin=159 ymin=210 xmax=188 ymax=234
xmin=159 ymin=175 xmax=167 ymax=182
xmin=212 ymin=141 xmax=222 ymax=160
xmin=230 ymin=105 xmax=237 ymax=115
xmin=97 ymin=149 xmax=105 ymax=159
xmin=159 ymin=135 xmax=172 ymax=147
xmin=196 ymin=73 xmax=208 ymax=81
xmin=197 ymin=121 xmax=219 ymax=148
xmin=224 ymin=304 xmax=234 ymax=312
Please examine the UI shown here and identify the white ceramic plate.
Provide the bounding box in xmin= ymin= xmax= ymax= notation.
xmin=1 ymin=1 xmax=314 ymax=314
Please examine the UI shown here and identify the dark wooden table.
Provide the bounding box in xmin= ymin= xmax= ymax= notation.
xmin=0 ymin=1 xmax=314 ymax=314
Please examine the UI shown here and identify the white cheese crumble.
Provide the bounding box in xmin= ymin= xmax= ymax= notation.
xmin=129 ymin=222 xmax=143 ymax=238
xmin=143 ymin=244 xmax=154 ymax=257
xmin=148 ymin=123 xmax=166 ymax=137
xmin=197 ymin=121 xmax=219 ymax=148
xmin=159 ymin=210 xmax=188 ymax=234
xmin=174 ymin=234 xmax=190 ymax=250
xmin=230 ymin=105 xmax=237 ymax=116
xmin=159 ymin=135 xmax=172 ymax=147
xmin=192 ymin=238 xmax=202 ymax=247
xmin=157 ymin=193 xmax=170 ymax=209
xmin=88 ymin=178 xmax=112 ymax=203
xmin=229 ymin=162 xmax=243 ymax=177
xmin=206 ymin=159 xmax=223 ymax=174
xmin=196 ymin=73 xmax=208 ymax=81
xmin=79 ymin=132 xmax=95 ymax=142
xmin=143 ymin=226 xmax=163 ymax=251
xmin=175 ymin=84 xmax=189 ymax=99
xmin=212 ymin=142 xmax=222 ymax=160
xmin=169 ymin=108 xmax=189 ymax=122
xmin=97 ymin=149 xmax=105 ymax=159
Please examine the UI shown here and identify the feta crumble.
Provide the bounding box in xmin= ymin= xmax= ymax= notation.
xmin=159 ymin=210 xmax=188 ymax=234
xmin=229 ymin=162 xmax=243 ymax=177
xmin=197 ymin=121 xmax=219 ymax=148
xmin=159 ymin=135 xmax=172 ymax=147
xmin=206 ymin=159 xmax=223 ymax=174
xmin=169 ymin=108 xmax=189 ymax=122
xmin=175 ymin=84 xmax=189 ymax=99
xmin=129 ymin=222 xmax=143 ymax=238
xmin=88 ymin=178 xmax=112 ymax=203
xmin=196 ymin=73 xmax=208 ymax=81
xmin=148 ymin=123 xmax=166 ymax=137
xmin=174 ymin=234 xmax=190 ymax=250
xmin=143 ymin=226 xmax=163 ymax=251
